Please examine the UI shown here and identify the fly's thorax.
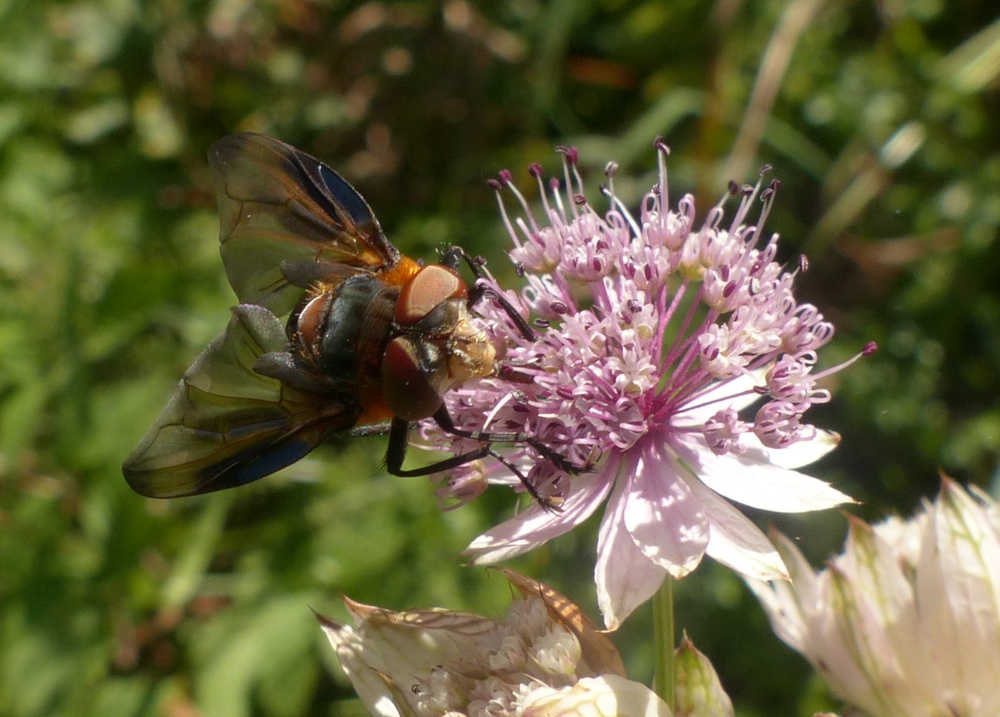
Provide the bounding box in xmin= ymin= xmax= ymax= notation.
xmin=293 ymin=274 xmax=398 ymax=391
xmin=292 ymin=263 xmax=499 ymax=424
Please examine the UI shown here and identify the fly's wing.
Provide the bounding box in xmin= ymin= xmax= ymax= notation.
xmin=123 ymin=304 xmax=358 ymax=497
xmin=209 ymin=133 xmax=400 ymax=317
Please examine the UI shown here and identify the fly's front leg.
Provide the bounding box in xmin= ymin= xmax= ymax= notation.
xmin=431 ymin=408 xmax=561 ymax=508
xmin=383 ymin=411 xmax=558 ymax=509
xmin=439 ymin=245 xmax=480 ymax=274
xmin=431 ymin=406 xmax=584 ymax=477
xmin=385 ymin=416 xmax=492 ymax=477
xmin=440 ymin=245 xmax=535 ymax=341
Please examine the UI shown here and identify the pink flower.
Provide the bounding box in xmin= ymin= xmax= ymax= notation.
xmin=430 ymin=141 xmax=872 ymax=629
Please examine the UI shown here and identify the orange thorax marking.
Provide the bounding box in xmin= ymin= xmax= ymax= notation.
xmin=378 ymin=255 xmax=422 ymax=289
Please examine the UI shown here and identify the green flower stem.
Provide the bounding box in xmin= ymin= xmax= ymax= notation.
xmin=652 ymin=576 xmax=676 ymax=708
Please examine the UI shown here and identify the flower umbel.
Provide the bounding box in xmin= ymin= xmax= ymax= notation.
xmin=432 ymin=141 xmax=873 ymax=628
xmin=317 ymin=570 xmax=672 ymax=717
xmin=749 ymin=477 xmax=1000 ymax=717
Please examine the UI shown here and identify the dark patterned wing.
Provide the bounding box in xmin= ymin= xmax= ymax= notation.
xmin=209 ymin=133 xmax=400 ymax=317
xmin=123 ymin=304 xmax=358 ymax=497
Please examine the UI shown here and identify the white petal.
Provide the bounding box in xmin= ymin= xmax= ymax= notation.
xmin=746 ymin=529 xmax=818 ymax=651
xmin=836 ymin=519 xmax=938 ymax=711
xmin=745 ymin=429 xmax=840 ymax=469
xmin=771 ymin=530 xmax=822 ymax=604
xmin=917 ymin=480 xmax=1000 ymax=708
xmin=318 ymin=619 xmax=405 ymax=717
xmin=672 ymin=435 xmax=855 ymax=513
xmin=464 ymin=467 xmax=614 ymax=564
xmin=595 ymin=467 xmax=669 ymax=631
xmin=818 ymin=569 xmax=915 ymax=714
xmin=685 ymin=477 xmax=788 ymax=581
xmin=622 ymin=441 xmax=708 ymax=577
xmin=521 ymin=675 xmax=673 ymax=717
xmin=745 ymin=577 xmax=807 ymax=652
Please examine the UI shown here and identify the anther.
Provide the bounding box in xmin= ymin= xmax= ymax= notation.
xmin=556 ymin=145 xmax=579 ymax=165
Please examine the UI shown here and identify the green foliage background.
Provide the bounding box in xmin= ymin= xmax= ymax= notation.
xmin=0 ymin=0 xmax=998 ymax=715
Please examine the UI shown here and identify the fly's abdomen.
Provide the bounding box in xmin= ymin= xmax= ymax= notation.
xmin=314 ymin=275 xmax=398 ymax=390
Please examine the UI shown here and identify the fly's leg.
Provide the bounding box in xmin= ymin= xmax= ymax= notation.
xmin=384 ymin=415 xmax=560 ymax=509
xmin=439 ymin=245 xmax=535 ymax=341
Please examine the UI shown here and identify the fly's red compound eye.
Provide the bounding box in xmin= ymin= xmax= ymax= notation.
xmin=381 ymin=336 xmax=445 ymax=421
xmin=394 ymin=265 xmax=468 ymax=327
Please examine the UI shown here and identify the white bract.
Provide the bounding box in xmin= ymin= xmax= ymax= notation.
xmin=318 ymin=570 xmax=671 ymax=717
xmin=750 ymin=478 xmax=1000 ymax=717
